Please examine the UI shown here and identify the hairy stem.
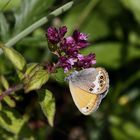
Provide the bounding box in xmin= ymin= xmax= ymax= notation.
xmin=0 ymin=84 xmax=23 ymax=101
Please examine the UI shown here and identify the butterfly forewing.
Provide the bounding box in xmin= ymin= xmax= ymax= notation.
xmin=70 ymin=68 xmax=98 ymax=92
xmin=70 ymin=67 xmax=109 ymax=95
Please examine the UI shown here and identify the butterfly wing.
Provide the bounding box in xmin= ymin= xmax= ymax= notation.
xmin=70 ymin=68 xmax=97 ymax=91
xmin=69 ymin=80 xmax=102 ymax=115
xmin=70 ymin=67 xmax=109 ymax=95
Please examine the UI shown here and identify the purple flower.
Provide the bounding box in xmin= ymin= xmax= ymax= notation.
xmin=72 ymin=30 xmax=89 ymax=49
xmin=66 ymin=37 xmax=75 ymax=46
xmin=59 ymin=26 xmax=67 ymax=38
xmin=77 ymin=53 xmax=96 ymax=68
xmin=46 ymin=26 xmax=96 ymax=73
xmin=60 ymin=37 xmax=78 ymax=57
xmin=58 ymin=56 xmax=74 ymax=73
xmin=60 ymin=30 xmax=89 ymax=56
xmin=58 ymin=53 xmax=96 ymax=72
xmin=47 ymin=27 xmax=59 ymax=44
xmin=46 ymin=26 xmax=67 ymax=44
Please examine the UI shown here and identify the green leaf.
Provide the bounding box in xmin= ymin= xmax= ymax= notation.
xmin=121 ymin=0 xmax=140 ymax=23
xmin=0 ymin=0 xmax=9 ymax=9
xmin=0 ymin=0 xmax=20 ymax=11
xmin=81 ymin=42 xmax=122 ymax=68
xmin=0 ymin=13 xmax=9 ymax=41
xmin=63 ymin=1 xmax=90 ymax=34
xmin=82 ymin=42 xmax=140 ymax=69
xmin=38 ymin=89 xmax=55 ymax=127
xmin=0 ymin=75 xmax=9 ymax=89
xmin=17 ymin=36 xmax=47 ymax=47
xmin=14 ymin=0 xmax=54 ymax=33
xmin=98 ymin=0 xmax=122 ymax=17
xmin=0 ymin=43 xmax=26 ymax=71
xmin=4 ymin=96 xmax=16 ymax=108
xmin=0 ymin=76 xmax=16 ymax=107
xmin=23 ymin=63 xmax=43 ymax=84
xmin=0 ymin=127 xmax=14 ymax=140
xmin=123 ymin=122 xmax=140 ymax=139
xmin=24 ymin=65 xmax=49 ymax=93
xmin=82 ymin=13 xmax=109 ymax=41
xmin=0 ymin=107 xmax=27 ymax=134
xmin=25 ymin=63 xmax=39 ymax=77
xmin=110 ymin=126 xmax=129 ymax=140
xmin=51 ymin=68 xmax=66 ymax=85
xmin=17 ymin=60 xmax=38 ymax=81
xmin=63 ymin=0 xmax=110 ymax=40
xmin=0 ymin=102 xmax=2 ymax=111
xmin=127 ymin=45 xmax=140 ymax=61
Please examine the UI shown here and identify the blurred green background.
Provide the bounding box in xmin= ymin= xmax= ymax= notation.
xmin=0 ymin=0 xmax=140 ymax=139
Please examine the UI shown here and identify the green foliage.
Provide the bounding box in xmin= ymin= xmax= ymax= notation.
xmin=0 ymin=43 xmax=26 ymax=71
xmin=0 ymin=0 xmax=140 ymax=139
xmin=0 ymin=107 xmax=27 ymax=134
xmin=121 ymin=0 xmax=140 ymax=23
xmin=0 ymin=13 xmax=9 ymax=41
xmin=38 ymin=89 xmax=55 ymax=127
xmin=24 ymin=64 xmax=49 ymax=93
xmin=14 ymin=0 xmax=54 ymax=34
xmin=0 ymin=0 xmax=20 ymax=11
xmin=0 ymin=76 xmax=16 ymax=107
xmin=82 ymin=42 xmax=122 ymax=68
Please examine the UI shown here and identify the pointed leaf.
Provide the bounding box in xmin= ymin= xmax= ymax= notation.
xmin=0 ymin=43 xmax=26 ymax=71
xmin=25 ymin=63 xmax=41 ymax=79
xmin=3 ymin=96 xmax=16 ymax=108
xmin=17 ymin=63 xmax=39 ymax=81
xmin=0 ymin=107 xmax=27 ymax=134
xmin=0 ymin=77 xmax=16 ymax=107
xmin=0 ymin=75 xmax=9 ymax=89
xmin=38 ymin=89 xmax=55 ymax=126
xmin=25 ymin=68 xmax=49 ymax=93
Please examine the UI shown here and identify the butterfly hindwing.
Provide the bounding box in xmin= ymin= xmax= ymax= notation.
xmin=69 ymin=80 xmax=102 ymax=115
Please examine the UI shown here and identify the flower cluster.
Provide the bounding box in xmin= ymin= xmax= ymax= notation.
xmin=46 ymin=26 xmax=96 ymax=72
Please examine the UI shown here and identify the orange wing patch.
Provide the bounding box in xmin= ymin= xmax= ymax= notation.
xmin=69 ymin=81 xmax=101 ymax=115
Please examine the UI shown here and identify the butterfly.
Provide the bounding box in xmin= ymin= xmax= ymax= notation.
xmin=67 ymin=67 xmax=109 ymax=115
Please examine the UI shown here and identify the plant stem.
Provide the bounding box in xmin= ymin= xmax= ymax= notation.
xmin=0 ymin=84 xmax=23 ymax=101
xmin=4 ymin=1 xmax=73 ymax=49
